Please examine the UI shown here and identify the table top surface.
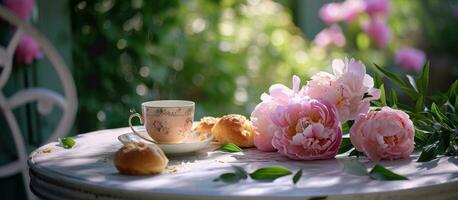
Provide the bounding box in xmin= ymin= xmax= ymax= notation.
xmin=28 ymin=127 xmax=458 ymax=200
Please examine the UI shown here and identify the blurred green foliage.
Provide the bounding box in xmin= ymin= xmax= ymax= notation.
xmin=70 ymin=0 xmax=325 ymax=132
xmin=70 ymin=0 xmax=458 ymax=132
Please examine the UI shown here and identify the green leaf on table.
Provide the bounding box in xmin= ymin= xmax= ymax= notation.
xmin=416 ymin=62 xmax=429 ymax=95
xmin=338 ymin=137 xmax=354 ymax=154
xmin=216 ymin=143 xmax=242 ymax=153
xmin=232 ymin=165 xmax=248 ymax=179
xmin=341 ymin=158 xmax=368 ymax=176
xmin=437 ymin=132 xmax=450 ymax=155
xmin=292 ymin=169 xmax=303 ymax=185
xmin=374 ymin=64 xmax=407 ymax=87
xmin=249 ymin=166 xmax=292 ymax=182
xmin=417 ymin=144 xmax=438 ymax=162
xmin=369 ymin=164 xmax=408 ymax=180
xmin=58 ymin=137 xmax=75 ymax=149
xmin=213 ymin=173 xmax=241 ymax=183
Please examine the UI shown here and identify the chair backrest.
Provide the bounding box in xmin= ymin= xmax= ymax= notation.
xmin=0 ymin=5 xmax=77 ymax=199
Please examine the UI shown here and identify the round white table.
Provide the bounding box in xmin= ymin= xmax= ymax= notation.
xmin=28 ymin=127 xmax=458 ymax=200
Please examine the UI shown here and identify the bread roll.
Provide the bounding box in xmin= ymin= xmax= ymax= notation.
xmin=211 ymin=114 xmax=255 ymax=147
xmin=194 ymin=116 xmax=219 ymax=133
xmin=114 ymin=143 xmax=168 ymax=175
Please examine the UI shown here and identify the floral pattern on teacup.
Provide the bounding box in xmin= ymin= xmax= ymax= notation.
xmin=152 ymin=120 xmax=170 ymax=135
xmin=152 ymin=107 xmax=194 ymax=117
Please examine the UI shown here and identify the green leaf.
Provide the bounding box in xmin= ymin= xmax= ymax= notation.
xmin=416 ymin=62 xmax=429 ymax=95
xmin=341 ymin=158 xmax=368 ymax=176
xmin=416 ymin=95 xmax=424 ymax=112
xmin=449 ymin=80 xmax=458 ymax=100
xmin=417 ymin=144 xmax=438 ymax=162
xmin=390 ymin=89 xmax=398 ymax=107
xmin=437 ymin=132 xmax=450 ymax=155
xmin=374 ymin=73 xmax=383 ymax=88
xmin=379 ymin=84 xmax=387 ymax=106
xmin=406 ymin=75 xmax=418 ymax=92
xmin=213 ymin=173 xmax=241 ymax=183
xmin=374 ymin=64 xmax=408 ymax=87
xmin=292 ymin=169 xmax=302 ymax=185
xmin=414 ymin=129 xmax=428 ymax=148
xmin=430 ymin=103 xmax=452 ymax=128
xmin=455 ymin=96 xmax=458 ymax=114
xmin=369 ymin=164 xmax=408 ymax=180
xmin=400 ymin=86 xmax=420 ymax=99
xmin=58 ymin=137 xmax=76 ymax=149
xmin=349 ymin=149 xmax=364 ymax=157
xmin=249 ymin=166 xmax=292 ymax=182
xmin=232 ymin=165 xmax=248 ymax=179
xmin=338 ymin=137 xmax=354 ymax=154
xmin=216 ymin=143 xmax=242 ymax=153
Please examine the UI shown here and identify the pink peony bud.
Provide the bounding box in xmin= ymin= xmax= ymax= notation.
xmin=395 ymin=48 xmax=426 ymax=72
xmin=15 ymin=35 xmax=43 ymax=64
xmin=349 ymin=107 xmax=414 ymax=161
xmin=341 ymin=0 xmax=367 ymax=23
xmin=314 ymin=25 xmax=346 ymax=48
xmin=251 ymin=76 xmax=306 ymax=152
xmin=4 ymin=0 xmax=34 ymax=20
xmin=364 ymin=0 xmax=390 ymax=17
xmin=270 ymin=98 xmax=342 ymax=160
xmin=362 ymin=18 xmax=391 ymax=48
xmin=319 ymin=3 xmax=343 ymax=25
xmin=305 ymin=58 xmax=380 ymax=122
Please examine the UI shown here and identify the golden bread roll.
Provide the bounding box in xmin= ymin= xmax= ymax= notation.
xmin=114 ymin=142 xmax=168 ymax=175
xmin=211 ymin=114 xmax=255 ymax=147
xmin=194 ymin=117 xmax=220 ymax=133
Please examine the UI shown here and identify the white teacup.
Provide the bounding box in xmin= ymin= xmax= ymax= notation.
xmin=129 ymin=100 xmax=195 ymax=144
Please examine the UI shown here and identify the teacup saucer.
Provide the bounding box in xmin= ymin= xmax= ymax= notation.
xmin=118 ymin=129 xmax=213 ymax=155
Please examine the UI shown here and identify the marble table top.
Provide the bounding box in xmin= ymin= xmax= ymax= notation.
xmin=28 ymin=127 xmax=458 ymax=200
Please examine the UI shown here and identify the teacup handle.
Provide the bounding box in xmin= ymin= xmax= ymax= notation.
xmin=128 ymin=110 xmax=156 ymax=143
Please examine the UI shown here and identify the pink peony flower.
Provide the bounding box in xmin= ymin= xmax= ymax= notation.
xmin=314 ymin=25 xmax=346 ymax=48
xmin=364 ymin=0 xmax=390 ymax=17
xmin=251 ymin=76 xmax=305 ymax=152
xmin=15 ymin=35 xmax=43 ymax=64
xmin=341 ymin=0 xmax=366 ymax=23
xmin=271 ymin=98 xmax=342 ymax=160
xmin=319 ymin=3 xmax=343 ymax=25
xmin=349 ymin=107 xmax=414 ymax=161
xmin=395 ymin=48 xmax=426 ymax=72
xmin=4 ymin=0 xmax=34 ymax=20
xmin=305 ymin=58 xmax=380 ymax=122
xmin=362 ymin=18 xmax=391 ymax=48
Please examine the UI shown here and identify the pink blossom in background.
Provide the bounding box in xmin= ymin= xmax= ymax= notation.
xmin=395 ymin=48 xmax=426 ymax=72
xmin=362 ymin=18 xmax=391 ymax=48
xmin=305 ymin=58 xmax=380 ymax=122
xmin=364 ymin=0 xmax=390 ymax=17
xmin=314 ymin=25 xmax=346 ymax=48
xmin=319 ymin=3 xmax=343 ymax=25
xmin=453 ymin=4 xmax=458 ymax=19
xmin=341 ymin=0 xmax=366 ymax=23
xmin=4 ymin=0 xmax=34 ymax=20
xmin=271 ymin=98 xmax=342 ymax=160
xmin=350 ymin=107 xmax=414 ymax=161
xmin=15 ymin=35 xmax=43 ymax=64
xmin=250 ymin=76 xmax=306 ymax=152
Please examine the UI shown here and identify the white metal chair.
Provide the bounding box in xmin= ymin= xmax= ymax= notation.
xmin=0 ymin=5 xmax=77 ymax=199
